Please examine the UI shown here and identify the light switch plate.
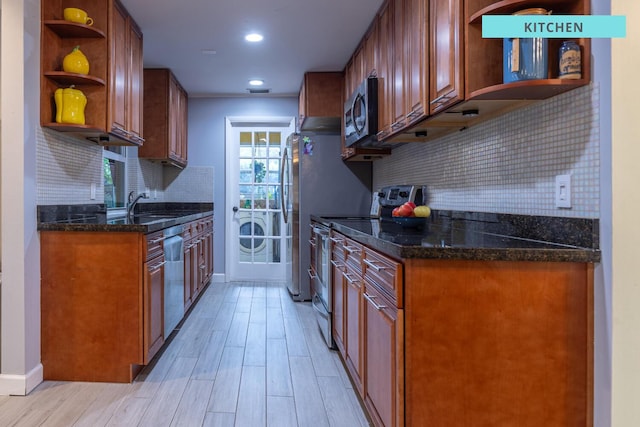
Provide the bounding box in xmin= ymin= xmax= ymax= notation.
xmin=555 ymin=174 xmax=571 ymax=208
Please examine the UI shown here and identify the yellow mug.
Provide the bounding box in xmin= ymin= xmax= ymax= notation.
xmin=63 ymin=8 xmax=93 ymax=26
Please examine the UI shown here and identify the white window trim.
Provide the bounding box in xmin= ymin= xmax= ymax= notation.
xmin=103 ymin=147 xmax=128 ymax=215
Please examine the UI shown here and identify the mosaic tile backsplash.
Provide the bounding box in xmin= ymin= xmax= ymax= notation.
xmin=37 ymin=84 xmax=598 ymax=217
xmin=373 ymin=84 xmax=600 ymax=218
xmin=36 ymin=129 xmax=213 ymax=205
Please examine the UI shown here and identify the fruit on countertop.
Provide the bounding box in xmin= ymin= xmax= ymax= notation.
xmin=392 ymin=202 xmax=416 ymax=217
xmin=63 ymin=46 xmax=90 ymax=75
xmin=413 ymin=205 xmax=431 ymax=217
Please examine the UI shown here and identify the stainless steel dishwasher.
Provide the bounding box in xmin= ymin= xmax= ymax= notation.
xmin=163 ymin=224 xmax=184 ymax=338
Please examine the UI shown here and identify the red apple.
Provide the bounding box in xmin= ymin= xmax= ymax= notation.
xmin=396 ymin=203 xmax=414 ymax=217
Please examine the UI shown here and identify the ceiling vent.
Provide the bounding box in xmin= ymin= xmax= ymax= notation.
xmin=247 ymin=88 xmax=271 ymax=94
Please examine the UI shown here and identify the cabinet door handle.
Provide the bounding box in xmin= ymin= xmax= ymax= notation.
xmin=329 ymin=237 xmax=344 ymax=244
xmin=391 ymin=121 xmax=404 ymax=130
xmin=330 ymin=259 xmax=344 ymax=269
xmin=430 ymin=93 xmax=452 ymax=105
xmin=308 ymin=268 xmax=317 ymax=280
xmin=149 ymin=260 xmax=166 ymax=271
xmin=344 ymin=245 xmax=360 ymax=254
xmin=149 ymin=235 xmax=168 ymax=244
xmin=363 ymin=258 xmax=387 ymax=271
xmin=309 ymin=239 xmax=316 ymax=246
xmin=363 ymin=292 xmax=387 ymax=310
xmin=343 ymin=272 xmax=358 ymax=285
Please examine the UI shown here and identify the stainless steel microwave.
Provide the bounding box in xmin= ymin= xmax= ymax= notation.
xmin=344 ymin=77 xmax=378 ymax=147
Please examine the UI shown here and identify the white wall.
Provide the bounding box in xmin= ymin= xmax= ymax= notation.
xmin=0 ymin=0 xmax=42 ymax=395
xmin=611 ymin=1 xmax=640 ymax=425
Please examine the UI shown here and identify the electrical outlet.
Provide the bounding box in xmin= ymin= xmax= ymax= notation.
xmin=90 ymin=183 xmax=96 ymax=200
xmin=555 ymin=174 xmax=571 ymax=208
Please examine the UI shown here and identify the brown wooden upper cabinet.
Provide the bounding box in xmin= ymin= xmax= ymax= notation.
xmin=343 ymin=0 xmax=591 ymax=147
xmin=139 ymin=68 xmax=189 ymax=168
xmin=298 ymin=72 xmax=344 ymax=132
xmin=40 ymin=0 xmax=144 ymax=146
xmin=429 ymin=0 xmax=464 ymax=115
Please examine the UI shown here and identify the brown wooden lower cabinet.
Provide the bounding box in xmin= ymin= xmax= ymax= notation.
xmin=41 ymin=231 xmax=149 ymax=383
xmin=40 ymin=214 xmax=215 ymax=383
xmin=143 ymin=254 xmax=165 ymax=364
xmin=345 ymin=265 xmax=364 ymax=395
xmin=331 ymin=231 xmax=594 ymax=427
xmin=363 ymin=279 xmax=404 ymax=427
xmin=403 ymin=259 xmax=593 ymax=427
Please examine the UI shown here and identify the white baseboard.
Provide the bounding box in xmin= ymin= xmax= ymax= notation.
xmin=211 ymin=273 xmax=226 ymax=283
xmin=0 ymin=363 xmax=43 ymax=395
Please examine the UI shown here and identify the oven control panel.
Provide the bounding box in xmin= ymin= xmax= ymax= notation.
xmin=378 ymin=185 xmax=426 ymax=208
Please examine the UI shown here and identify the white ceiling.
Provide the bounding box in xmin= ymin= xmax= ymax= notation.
xmin=120 ymin=0 xmax=384 ymax=98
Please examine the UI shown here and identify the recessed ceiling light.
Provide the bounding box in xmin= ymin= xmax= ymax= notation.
xmin=249 ymin=79 xmax=264 ymax=86
xmin=245 ymin=33 xmax=264 ymax=42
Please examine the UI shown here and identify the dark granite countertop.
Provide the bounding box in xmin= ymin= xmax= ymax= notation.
xmin=313 ymin=210 xmax=600 ymax=263
xmin=37 ymin=203 xmax=214 ymax=233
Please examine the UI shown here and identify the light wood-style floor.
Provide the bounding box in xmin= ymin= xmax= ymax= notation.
xmin=0 ymin=282 xmax=370 ymax=427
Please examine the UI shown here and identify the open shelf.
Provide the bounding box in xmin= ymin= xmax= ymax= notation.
xmin=44 ymin=20 xmax=105 ymax=38
xmin=468 ymin=0 xmax=576 ymax=24
xmin=42 ymin=122 xmax=103 ymax=132
xmin=468 ymin=78 xmax=589 ymax=101
xmin=44 ymin=71 xmax=106 ymax=86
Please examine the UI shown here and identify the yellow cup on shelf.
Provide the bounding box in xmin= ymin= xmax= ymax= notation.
xmin=63 ymin=8 xmax=93 ymax=26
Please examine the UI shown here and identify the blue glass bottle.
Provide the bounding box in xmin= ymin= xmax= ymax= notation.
xmin=559 ymin=41 xmax=581 ymax=79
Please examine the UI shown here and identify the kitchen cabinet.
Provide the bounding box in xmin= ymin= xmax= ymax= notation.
xmin=403 ymin=0 xmax=428 ymax=128
xmin=40 ymin=213 xmax=214 ymax=383
xmin=183 ymin=215 xmax=214 ymax=308
xmin=298 ymin=72 xmax=344 ymax=132
xmin=391 ymin=0 xmax=405 ymax=133
xmin=140 ymin=68 xmax=189 ymax=168
xmin=330 ymin=230 xmax=592 ymax=427
xmin=40 ymin=230 xmax=158 ymax=382
xmin=363 ymin=278 xmax=403 ymax=427
xmin=143 ymin=231 xmax=165 ymax=364
xmin=40 ymin=0 xmax=145 ymax=146
xmin=183 ymin=225 xmax=194 ymax=311
xmin=428 ymin=0 xmax=464 ymax=115
xmin=331 ymin=232 xmax=365 ymax=395
xmin=375 ymin=0 xmax=394 ymax=142
xmin=331 ymin=233 xmax=347 ymax=355
xmin=343 ymin=0 xmax=590 ymax=146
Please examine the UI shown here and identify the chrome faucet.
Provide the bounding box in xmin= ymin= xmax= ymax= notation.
xmin=127 ymin=191 xmax=148 ymax=217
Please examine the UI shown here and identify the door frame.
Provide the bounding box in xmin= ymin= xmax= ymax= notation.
xmin=224 ymin=116 xmax=295 ymax=282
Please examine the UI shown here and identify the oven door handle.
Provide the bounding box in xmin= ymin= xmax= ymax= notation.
xmin=308 ymin=268 xmax=318 ymax=280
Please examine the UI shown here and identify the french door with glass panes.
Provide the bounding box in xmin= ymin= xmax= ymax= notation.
xmin=225 ymin=117 xmax=294 ymax=282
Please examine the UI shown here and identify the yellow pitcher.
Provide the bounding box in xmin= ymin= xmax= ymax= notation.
xmin=54 ymin=86 xmax=87 ymax=125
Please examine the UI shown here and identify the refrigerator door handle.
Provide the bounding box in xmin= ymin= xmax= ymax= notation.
xmin=281 ymin=147 xmax=288 ymax=224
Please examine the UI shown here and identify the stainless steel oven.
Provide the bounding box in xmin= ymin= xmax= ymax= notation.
xmin=310 ymin=222 xmax=334 ymax=348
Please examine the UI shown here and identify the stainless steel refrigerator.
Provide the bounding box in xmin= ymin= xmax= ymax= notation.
xmin=282 ymin=133 xmax=372 ymax=300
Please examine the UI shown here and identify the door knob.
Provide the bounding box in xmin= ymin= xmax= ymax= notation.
xmin=232 ymin=206 xmax=239 ymax=212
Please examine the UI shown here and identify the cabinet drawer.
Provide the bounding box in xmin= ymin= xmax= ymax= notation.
xmin=330 ymin=232 xmax=347 ymax=262
xmin=363 ymin=247 xmax=403 ymax=307
xmin=145 ymin=230 xmax=165 ymax=261
xmin=344 ymin=237 xmax=363 ymax=276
